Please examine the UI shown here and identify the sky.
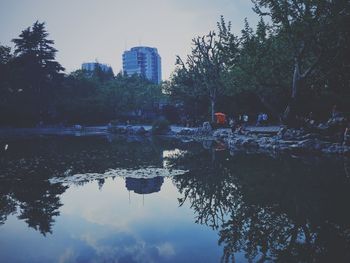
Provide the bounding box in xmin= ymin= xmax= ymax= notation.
xmin=0 ymin=0 xmax=259 ymax=80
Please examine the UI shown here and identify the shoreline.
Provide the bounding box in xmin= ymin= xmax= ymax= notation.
xmin=0 ymin=125 xmax=349 ymax=156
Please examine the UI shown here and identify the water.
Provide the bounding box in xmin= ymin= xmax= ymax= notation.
xmin=0 ymin=135 xmax=350 ymax=262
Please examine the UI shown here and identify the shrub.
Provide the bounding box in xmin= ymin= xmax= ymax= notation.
xmin=152 ymin=119 xmax=170 ymax=135
xmin=110 ymin=120 xmax=119 ymax=126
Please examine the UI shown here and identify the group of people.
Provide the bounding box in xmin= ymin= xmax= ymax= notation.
xmin=228 ymin=114 xmax=250 ymax=133
xmin=227 ymin=113 xmax=269 ymax=132
xmin=256 ymin=113 xmax=269 ymax=126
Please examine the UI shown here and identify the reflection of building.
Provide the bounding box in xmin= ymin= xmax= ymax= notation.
xmin=122 ymin=46 xmax=161 ymax=84
xmin=125 ymin=176 xmax=164 ymax=194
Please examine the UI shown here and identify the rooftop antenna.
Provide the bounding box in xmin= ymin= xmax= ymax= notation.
xmin=124 ymin=39 xmax=127 ymax=51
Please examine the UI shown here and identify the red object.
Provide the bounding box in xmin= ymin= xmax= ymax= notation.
xmin=214 ymin=112 xmax=226 ymax=124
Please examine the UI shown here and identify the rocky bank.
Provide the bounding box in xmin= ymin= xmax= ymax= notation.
xmin=108 ymin=122 xmax=350 ymax=155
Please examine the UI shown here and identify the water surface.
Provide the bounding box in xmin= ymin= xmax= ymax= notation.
xmin=1 ymin=135 xmax=350 ymax=262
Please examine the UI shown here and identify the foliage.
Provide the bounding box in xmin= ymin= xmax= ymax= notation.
xmin=54 ymin=71 xmax=164 ymax=125
xmin=172 ymin=16 xmax=236 ymax=122
xmin=0 ymin=21 xmax=165 ymax=126
xmin=0 ymin=21 xmax=64 ymax=125
xmin=151 ymin=118 xmax=170 ymax=135
xmin=252 ymin=0 xmax=350 ymax=124
xmin=2 ymin=1 xmax=350 ymax=127
xmin=169 ymin=2 xmax=350 ymax=125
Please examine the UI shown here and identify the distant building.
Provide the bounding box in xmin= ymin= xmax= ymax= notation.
xmin=81 ymin=62 xmax=113 ymax=74
xmin=122 ymin=46 xmax=161 ymax=84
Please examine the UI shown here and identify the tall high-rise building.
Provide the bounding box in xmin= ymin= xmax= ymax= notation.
xmin=122 ymin=46 xmax=161 ymax=84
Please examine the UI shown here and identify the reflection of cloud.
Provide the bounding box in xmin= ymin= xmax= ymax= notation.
xmin=76 ymin=231 xmax=176 ymax=263
xmin=58 ymin=247 xmax=76 ymax=263
xmin=157 ymin=242 xmax=175 ymax=258
xmin=61 ymin=177 xmax=189 ymax=242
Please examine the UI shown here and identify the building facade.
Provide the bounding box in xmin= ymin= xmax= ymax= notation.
xmin=122 ymin=46 xmax=161 ymax=84
xmin=81 ymin=62 xmax=113 ymax=73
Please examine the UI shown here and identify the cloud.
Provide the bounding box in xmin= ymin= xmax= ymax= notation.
xmin=0 ymin=0 xmax=259 ymax=80
xmin=76 ymin=231 xmax=176 ymax=263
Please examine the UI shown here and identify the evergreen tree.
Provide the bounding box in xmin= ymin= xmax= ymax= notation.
xmin=11 ymin=21 xmax=64 ymax=124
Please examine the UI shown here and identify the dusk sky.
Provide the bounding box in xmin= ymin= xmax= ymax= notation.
xmin=0 ymin=0 xmax=259 ymax=80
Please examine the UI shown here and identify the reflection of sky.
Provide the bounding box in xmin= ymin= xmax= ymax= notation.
xmin=0 ymin=178 xmax=222 ymax=263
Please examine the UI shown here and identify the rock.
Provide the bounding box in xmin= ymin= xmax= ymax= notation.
xmin=108 ymin=125 xmax=149 ymax=136
xmin=257 ymin=137 xmax=274 ymax=150
xmin=298 ymin=139 xmax=317 ymax=149
xmin=300 ymin=133 xmax=321 ymax=140
xmin=322 ymin=143 xmax=344 ymax=154
xmin=181 ymin=138 xmax=195 ymax=143
xmin=125 ymin=125 xmax=134 ymax=134
xmin=177 ymin=128 xmax=196 ymax=136
xmin=135 ymin=126 xmax=147 ymax=135
xmin=327 ymin=116 xmax=346 ymax=127
xmin=202 ymin=140 xmax=213 ymax=149
xmin=213 ymin=129 xmax=230 ymax=139
xmin=178 ymin=122 xmax=213 ymax=136
xmin=281 ymin=128 xmax=305 ymax=140
xmin=74 ymin=124 xmax=83 ymax=130
xmin=166 ymin=130 xmax=176 ymax=136
xmin=108 ymin=126 xmax=127 ymax=134
xmin=202 ymin=122 xmax=212 ymax=133
xmin=241 ymin=138 xmax=259 ymax=148
xmin=224 ymin=126 xmax=350 ymax=156
xmin=226 ymin=135 xmax=259 ymax=149
xmin=343 ymin=146 xmax=350 ymax=155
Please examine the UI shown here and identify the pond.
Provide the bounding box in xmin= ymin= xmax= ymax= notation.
xmin=0 ymin=135 xmax=350 ymax=262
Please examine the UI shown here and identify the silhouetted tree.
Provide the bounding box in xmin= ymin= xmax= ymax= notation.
xmin=10 ymin=21 xmax=64 ymax=124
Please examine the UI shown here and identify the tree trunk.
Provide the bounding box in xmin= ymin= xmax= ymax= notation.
xmin=210 ymin=86 xmax=216 ymax=123
xmin=283 ymin=61 xmax=303 ymax=127
xmin=211 ymin=99 xmax=215 ymax=123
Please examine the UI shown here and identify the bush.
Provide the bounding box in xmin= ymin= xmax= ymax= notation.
xmin=152 ymin=119 xmax=170 ymax=135
xmin=110 ymin=120 xmax=119 ymax=126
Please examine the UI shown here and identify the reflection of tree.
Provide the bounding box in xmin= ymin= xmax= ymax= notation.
xmin=173 ymin=148 xmax=239 ymax=229
xmin=15 ymin=180 xmax=66 ymax=235
xmin=172 ymin=150 xmax=350 ymax=262
xmin=0 ymin=169 xmax=67 ymax=235
xmin=0 ymin=195 xmax=16 ymax=225
xmin=0 ymin=136 xmax=190 ymax=234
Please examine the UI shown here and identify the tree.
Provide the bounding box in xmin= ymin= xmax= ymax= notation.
xmin=252 ymin=0 xmax=350 ymax=125
xmin=175 ymin=17 xmax=235 ymax=122
xmin=0 ymin=45 xmax=13 ymax=97
xmin=0 ymin=45 xmax=12 ymax=65
xmin=225 ymin=18 xmax=292 ymax=119
xmin=53 ymin=70 xmax=164 ymax=124
xmin=11 ymin=21 xmax=64 ymax=123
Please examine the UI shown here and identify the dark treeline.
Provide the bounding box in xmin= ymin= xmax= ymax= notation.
xmin=0 ymin=22 xmax=163 ymax=127
xmin=167 ymin=0 xmax=350 ymax=125
xmin=1 ymin=1 xmax=350 ymax=127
